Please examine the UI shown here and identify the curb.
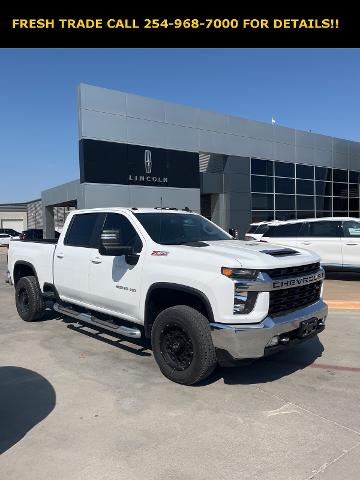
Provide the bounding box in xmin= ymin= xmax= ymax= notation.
xmin=326 ymin=301 xmax=360 ymax=310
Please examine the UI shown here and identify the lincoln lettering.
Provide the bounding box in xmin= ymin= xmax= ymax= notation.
xmin=128 ymin=175 xmax=168 ymax=184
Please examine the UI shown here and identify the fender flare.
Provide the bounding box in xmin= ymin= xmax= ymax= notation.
xmin=144 ymin=282 xmax=215 ymax=336
xmin=13 ymin=260 xmax=38 ymax=284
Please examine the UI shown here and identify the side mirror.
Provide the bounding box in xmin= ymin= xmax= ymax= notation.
xmin=99 ymin=229 xmax=134 ymax=256
xmin=99 ymin=244 xmax=134 ymax=256
xmin=229 ymin=228 xmax=239 ymax=239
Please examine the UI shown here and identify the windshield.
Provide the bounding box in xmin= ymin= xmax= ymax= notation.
xmin=134 ymin=213 xmax=232 ymax=245
xmin=256 ymin=224 xmax=269 ymax=234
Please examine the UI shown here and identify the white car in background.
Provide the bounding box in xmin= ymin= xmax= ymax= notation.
xmin=245 ymin=220 xmax=281 ymax=241
xmin=0 ymin=233 xmax=20 ymax=246
xmin=260 ymin=217 xmax=360 ymax=271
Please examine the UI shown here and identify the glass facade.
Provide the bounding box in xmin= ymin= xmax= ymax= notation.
xmin=251 ymin=158 xmax=360 ymax=223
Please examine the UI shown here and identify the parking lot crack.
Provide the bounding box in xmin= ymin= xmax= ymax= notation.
xmin=256 ymin=386 xmax=360 ymax=437
xmin=303 ymin=442 xmax=360 ymax=480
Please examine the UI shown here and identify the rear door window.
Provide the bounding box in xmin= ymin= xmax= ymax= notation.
xmin=343 ymin=221 xmax=360 ymax=238
xmin=307 ymin=221 xmax=341 ymax=237
xmin=64 ymin=213 xmax=102 ymax=247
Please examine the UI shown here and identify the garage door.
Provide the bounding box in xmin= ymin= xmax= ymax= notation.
xmin=1 ymin=219 xmax=24 ymax=232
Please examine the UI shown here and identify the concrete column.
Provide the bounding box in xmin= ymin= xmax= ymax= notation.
xmin=42 ymin=205 xmax=55 ymax=239
xmin=211 ymin=193 xmax=229 ymax=231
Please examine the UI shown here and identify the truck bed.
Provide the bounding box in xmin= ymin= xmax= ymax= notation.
xmin=8 ymin=239 xmax=57 ymax=289
xmin=19 ymin=239 xmax=58 ymax=244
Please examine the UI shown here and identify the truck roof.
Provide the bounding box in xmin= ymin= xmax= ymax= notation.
xmin=72 ymin=207 xmax=196 ymax=215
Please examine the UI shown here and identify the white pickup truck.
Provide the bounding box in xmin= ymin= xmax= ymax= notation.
xmin=7 ymin=207 xmax=327 ymax=385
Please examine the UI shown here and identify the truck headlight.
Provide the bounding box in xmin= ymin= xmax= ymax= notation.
xmin=221 ymin=267 xmax=258 ymax=280
xmin=233 ymin=286 xmax=258 ymax=314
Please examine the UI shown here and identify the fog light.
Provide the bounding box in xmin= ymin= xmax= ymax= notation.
xmin=280 ymin=336 xmax=290 ymax=344
xmin=266 ymin=336 xmax=279 ymax=347
xmin=233 ymin=289 xmax=258 ymax=314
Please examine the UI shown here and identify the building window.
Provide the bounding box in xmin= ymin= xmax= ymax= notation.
xmin=275 ymin=177 xmax=295 ymax=194
xmin=296 ymin=179 xmax=314 ymax=195
xmin=251 ymin=211 xmax=274 ymax=222
xmin=251 ymin=175 xmax=273 ymax=193
xmin=333 ymin=169 xmax=348 ymax=183
xmin=315 ymin=166 xmax=332 ymax=181
xmin=274 ymin=161 xmax=295 ymax=178
xmin=251 ymin=158 xmax=273 ymax=176
xmin=315 ymin=181 xmax=332 ymax=196
xmin=251 ymin=158 xmax=360 ymax=222
xmin=297 ymin=195 xmax=314 ymax=210
xmin=275 ymin=194 xmax=295 ymax=210
xmin=251 ymin=193 xmax=274 ymax=210
xmin=296 ymin=164 xmax=314 ymax=180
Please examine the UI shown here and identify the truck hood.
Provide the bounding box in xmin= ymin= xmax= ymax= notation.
xmin=173 ymin=240 xmax=320 ymax=269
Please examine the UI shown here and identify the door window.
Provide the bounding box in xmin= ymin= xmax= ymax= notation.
xmin=343 ymin=221 xmax=360 ymax=238
xmin=307 ymin=221 xmax=340 ymax=237
xmin=64 ymin=213 xmax=101 ymax=247
xmin=266 ymin=223 xmax=302 ymax=237
xmin=102 ymin=214 xmax=143 ymax=253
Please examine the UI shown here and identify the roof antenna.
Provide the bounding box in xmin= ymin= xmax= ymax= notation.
xmin=159 ymin=196 xmax=163 ymax=243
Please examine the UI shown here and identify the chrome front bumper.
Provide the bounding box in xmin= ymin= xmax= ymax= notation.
xmin=210 ymin=300 xmax=328 ymax=360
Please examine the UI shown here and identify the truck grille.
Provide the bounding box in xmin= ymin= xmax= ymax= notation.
xmin=265 ymin=262 xmax=320 ymax=279
xmin=269 ymin=281 xmax=322 ymax=316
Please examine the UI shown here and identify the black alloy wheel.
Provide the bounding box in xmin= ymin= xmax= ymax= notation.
xmin=151 ymin=305 xmax=217 ymax=385
xmin=159 ymin=324 xmax=194 ymax=371
xmin=15 ymin=276 xmax=45 ymax=322
xmin=17 ymin=287 xmax=30 ymax=315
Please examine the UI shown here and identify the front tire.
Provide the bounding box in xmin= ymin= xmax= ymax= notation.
xmin=151 ymin=305 xmax=217 ymax=385
xmin=15 ymin=276 xmax=45 ymax=322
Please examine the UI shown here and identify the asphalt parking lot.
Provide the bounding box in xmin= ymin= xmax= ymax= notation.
xmin=0 ymin=248 xmax=359 ymax=480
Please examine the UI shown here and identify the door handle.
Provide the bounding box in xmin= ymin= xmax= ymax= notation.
xmin=346 ymin=243 xmax=358 ymax=246
xmin=301 ymin=242 xmax=311 ymax=245
xmin=56 ymin=253 xmax=64 ymax=259
xmin=91 ymin=257 xmax=102 ymax=264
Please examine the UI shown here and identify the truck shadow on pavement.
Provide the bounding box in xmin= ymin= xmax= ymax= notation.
xmin=38 ymin=312 xmax=152 ymax=357
xmin=0 ymin=367 xmax=56 ymax=455
xmin=202 ymin=336 xmax=325 ymax=386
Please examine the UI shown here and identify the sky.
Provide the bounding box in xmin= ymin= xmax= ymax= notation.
xmin=0 ymin=48 xmax=359 ymax=203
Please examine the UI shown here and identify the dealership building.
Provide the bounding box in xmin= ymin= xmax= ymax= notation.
xmin=14 ymin=83 xmax=360 ymax=237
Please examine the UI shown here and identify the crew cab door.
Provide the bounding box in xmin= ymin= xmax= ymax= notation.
xmin=54 ymin=212 xmax=105 ymax=304
xmin=88 ymin=213 xmax=145 ymax=321
xmin=341 ymin=220 xmax=360 ymax=268
xmin=298 ymin=220 xmax=342 ymax=266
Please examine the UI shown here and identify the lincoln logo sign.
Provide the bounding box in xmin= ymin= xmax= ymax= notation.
xmin=144 ymin=150 xmax=152 ymax=174
xmin=128 ymin=148 xmax=168 ymax=184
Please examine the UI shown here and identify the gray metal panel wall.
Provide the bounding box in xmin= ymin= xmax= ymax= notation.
xmin=27 ymin=200 xmax=42 ymax=228
xmin=82 ymin=183 xmax=200 ymax=212
xmin=42 ymin=180 xmax=81 ymax=207
xmin=79 ymin=84 xmax=360 ymax=169
xmin=200 ymin=155 xmax=251 ymax=236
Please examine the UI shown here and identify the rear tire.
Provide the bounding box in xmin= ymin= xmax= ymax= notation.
xmin=15 ymin=276 xmax=45 ymax=322
xmin=151 ymin=305 xmax=217 ymax=385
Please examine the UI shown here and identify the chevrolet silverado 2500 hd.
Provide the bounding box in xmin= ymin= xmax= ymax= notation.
xmin=7 ymin=208 xmax=327 ymax=385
